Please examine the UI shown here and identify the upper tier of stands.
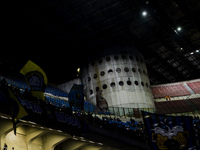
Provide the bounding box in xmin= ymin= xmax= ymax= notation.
xmin=187 ymin=81 xmax=200 ymax=94
xmin=0 ymin=76 xmax=68 ymax=97
xmin=151 ymin=80 xmax=200 ymax=98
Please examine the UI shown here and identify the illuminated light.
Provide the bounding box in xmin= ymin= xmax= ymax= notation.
xmin=1 ymin=116 xmax=9 ymax=119
xmin=49 ymin=128 xmax=53 ymax=130
xmin=190 ymin=52 xmax=194 ymax=55
xmin=19 ymin=119 xmax=28 ymax=123
xmin=142 ymin=11 xmax=147 ymax=16
xmin=89 ymin=141 xmax=95 ymax=143
xmin=196 ymin=50 xmax=199 ymax=52
xmin=77 ymin=68 xmax=80 ymax=73
xmin=73 ymin=138 xmax=78 ymax=140
xmin=29 ymin=121 xmax=36 ymax=124
xmin=98 ymin=143 xmax=103 ymax=145
xmin=177 ymin=27 xmax=182 ymax=31
xmin=58 ymin=130 xmax=62 ymax=132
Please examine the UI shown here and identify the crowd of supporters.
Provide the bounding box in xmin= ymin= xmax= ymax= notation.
xmin=1 ymin=78 xmax=200 ymax=148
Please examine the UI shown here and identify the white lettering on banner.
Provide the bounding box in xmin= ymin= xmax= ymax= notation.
xmin=55 ymin=111 xmax=81 ymax=128
xmin=19 ymin=98 xmax=42 ymax=114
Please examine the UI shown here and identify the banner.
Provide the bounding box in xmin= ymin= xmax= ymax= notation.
xmin=0 ymin=88 xmax=87 ymax=136
xmin=8 ymin=88 xmax=28 ymax=134
xmin=96 ymin=90 xmax=108 ymax=113
xmin=142 ymin=111 xmax=197 ymax=150
xmin=20 ymin=60 xmax=48 ymax=101
xmin=0 ymin=87 xmax=28 ymax=135
xmin=68 ymin=84 xmax=84 ymax=110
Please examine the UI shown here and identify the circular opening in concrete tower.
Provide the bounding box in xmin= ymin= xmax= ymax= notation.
xmin=127 ymin=81 xmax=132 ymax=85
xmin=135 ymin=81 xmax=138 ymax=85
xmin=96 ymin=87 xmax=99 ymax=92
xmin=94 ymin=74 xmax=97 ymax=79
xmin=146 ymin=83 xmax=149 ymax=88
xmin=119 ymin=81 xmax=124 ymax=86
xmin=88 ymin=77 xmax=91 ymax=82
xmin=102 ymin=84 xmax=107 ymax=89
xmin=90 ymin=90 xmax=93 ymax=95
xmin=116 ymin=68 xmax=121 ymax=73
xmin=141 ymin=81 xmax=144 ymax=86
xmin=100 ymin=71 xmax=105 ymax=76
xmin=129 ymin=55 xmax=133 ymax=60
xmin=114 ymin=55 xmax=119 ymax=60
xmin=108 ymin=69 xmax=113 ymax=75
xmin=110 ymin=82 xmax=115 ymax=87
xmin=132 ymin=68 xmax=136 ymax=72
xmin=106 ymin=56 xmax=111 ymax=61
xmin=124 ymin=67 xmax=129 ymax=72
xmin=98 ymin=58 xmax=103 ymax=63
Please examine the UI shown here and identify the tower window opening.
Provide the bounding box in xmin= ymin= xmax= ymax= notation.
xmin=119 ymin=81 xmax=124 ymax=86
xmin=98 ymin=58 xmax=103 ymax=63
xmin=94 ymin=74 xmax=97 ymax=79
xmin=100 ymin=71 xmax=105 ymax=76
xmin=116 ymin=68 xmax=121 ymax=73
xmin=132 ymin=68 xmax=136 ymax=72
xmin=114 ymin=55 xmax=119 ymax=60
xmin=129 ymin=55 xmax=133 ymax=60
xmin=106 ymin=56 xmax=111 ymax=61
xmin=90 ymin=90 xmax=93 ymax=95
xmin=124 ymin=67 xmax=129 ymax=72
xmin=108 ymin=69 xmax=113 ymax=75
xmin=102 ymin=84 xmax=107 ymax=89
xmin=127 ymin=81 xmax=132 ymax=85
xmin=110 ymin=82 xmax=115 ymax=87
xmin=96 ymin=87 xmax=99 ymax=92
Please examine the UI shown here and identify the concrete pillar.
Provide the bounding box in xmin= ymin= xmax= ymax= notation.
xmin=0 ymin=117 xmax=14 ymax=149
xmin=43 ymin=133 xmax=70 ymax=150
xmin=26 ymin=128 xmax=47 ymax=150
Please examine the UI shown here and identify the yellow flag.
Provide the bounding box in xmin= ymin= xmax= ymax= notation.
xmin=8 ymin=88 xmax=28 ymax=134
xmin=20 ymin=60 xmax=48 ymax=100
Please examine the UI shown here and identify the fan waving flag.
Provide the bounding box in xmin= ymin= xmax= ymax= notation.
xmin=20 ymin=60 xmax=48 ymax=101
xmin=142 ymin=111 xmax=197 ymax=150
xmin=68 ymin=84 xmax=84 ymax=110
xmin=8 ymin=88 xmax=28 ymax=135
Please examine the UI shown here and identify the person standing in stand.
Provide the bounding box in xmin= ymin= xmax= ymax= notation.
xmin=3 ymin=143 xmax=7 ymax=150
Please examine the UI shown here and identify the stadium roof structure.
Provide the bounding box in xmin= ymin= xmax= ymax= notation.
xmin=1 ymin=0 xmax=200 ymax=84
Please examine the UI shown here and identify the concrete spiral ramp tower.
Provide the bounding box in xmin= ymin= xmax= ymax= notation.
xmin=81 ymin=42 xmax=155 ymax=109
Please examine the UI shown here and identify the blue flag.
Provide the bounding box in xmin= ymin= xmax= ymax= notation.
xmin=142 ymin=111 xmax=197 ymax=150
xmin=68 ymin=84 xmax=84 ymax=110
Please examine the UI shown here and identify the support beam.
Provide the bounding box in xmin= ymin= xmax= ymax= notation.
xmin=43 ymin=133 xmax=71 ymax=150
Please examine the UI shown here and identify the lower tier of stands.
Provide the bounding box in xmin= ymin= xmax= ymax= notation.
xmin=155 ymin=98 xmax=200 ymax=114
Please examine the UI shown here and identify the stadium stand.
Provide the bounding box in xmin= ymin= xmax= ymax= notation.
xmin=187 ymin=81 xmax=200 ymax=94
xmin=155 ymin=100 xmax=194 ymax=114
xmin=151 ymin=83 xmax=191 ymax=98
xmin=189 ymin=98 xmax=200 ymax=111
